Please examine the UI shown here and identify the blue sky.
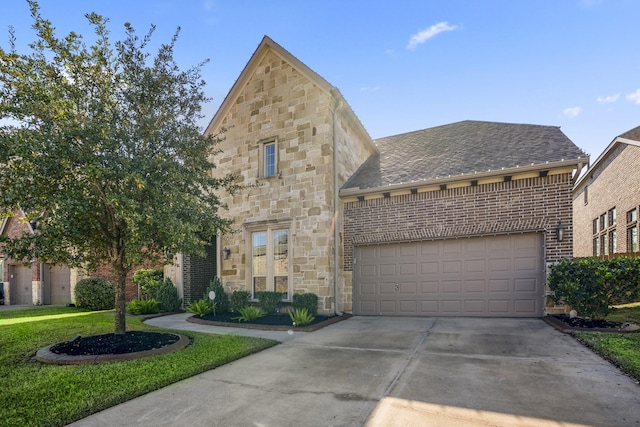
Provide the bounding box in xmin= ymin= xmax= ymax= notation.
xmin=1 ymin=0 xmax=639 ymax=160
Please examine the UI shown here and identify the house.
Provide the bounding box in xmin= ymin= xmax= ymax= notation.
xmin=0 ymin=211 xmax=75 ymax=305
xmin=169 ymin=36 xmax=588 ymax=318
xmin=1 ymin=210 xmax=143 ymax=306
xmin=573 ymin=125 xmax=640 ymax=257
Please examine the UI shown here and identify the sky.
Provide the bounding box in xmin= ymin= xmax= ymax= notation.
xmin=1 ymin=0 xmax=639 ymax=161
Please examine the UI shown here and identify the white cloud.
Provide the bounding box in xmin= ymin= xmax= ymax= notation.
xmin=626 ymin=89 xmax=640 ymax=104
xmin=407 ymin=22 xmax=459 ymax=50
xmin=563 ymin=107 xmax=582 ymax=118
xmin=596 ymin=94 xmax=619 ymax=103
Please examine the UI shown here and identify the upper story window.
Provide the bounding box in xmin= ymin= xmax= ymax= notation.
xmin=608 ymin=208 xmax=616 ymax=227
xmin=259 ymin=137 xmax=278 ymax=178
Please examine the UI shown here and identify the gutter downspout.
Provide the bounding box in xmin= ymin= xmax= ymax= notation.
xmin=332 ymin=92 xmax=343 ymax=316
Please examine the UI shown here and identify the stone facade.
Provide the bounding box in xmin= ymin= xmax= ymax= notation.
xmin=573 ymin=141 xmax=640 ymax=257
xmin=204 ymin=37 xmax=375 ymax=313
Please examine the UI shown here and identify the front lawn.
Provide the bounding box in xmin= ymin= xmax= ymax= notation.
xmin=0 ymin=306 xmax=277 ymax=427
xmin=574 ymin=304 xmax=640 ymax=382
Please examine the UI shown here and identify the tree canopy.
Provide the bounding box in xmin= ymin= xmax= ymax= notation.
xmin=0 ymin=1 xmax=234 ymax=333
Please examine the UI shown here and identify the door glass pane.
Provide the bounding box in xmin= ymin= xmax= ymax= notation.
xmin=275 ymin=276 xmax=288 ymax=299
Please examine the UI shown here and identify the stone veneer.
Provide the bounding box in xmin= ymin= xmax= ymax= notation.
xmin=208 ymin=49 xmax=375 ymax=313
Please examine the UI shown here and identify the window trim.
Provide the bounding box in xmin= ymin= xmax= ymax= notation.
xmin=593 ymin=207 xmax=617 ymax=256
xmin=258 ymin=137 xmax=278 ymax=178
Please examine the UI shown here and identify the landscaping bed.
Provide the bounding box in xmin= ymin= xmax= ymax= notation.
xmin=188 ymin=312 xmax=350 ymax=332
xmin=545 ymin=314 xmax=639 ymax=333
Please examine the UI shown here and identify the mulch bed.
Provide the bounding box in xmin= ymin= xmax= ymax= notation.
xmin=188 ymin=312 xmax=351 ymax=332
xmin=544 ymin=314 xmax=640 ymax=333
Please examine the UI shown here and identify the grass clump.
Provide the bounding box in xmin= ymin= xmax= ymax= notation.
xmin=186 ymin=298 xmax=213 ymax=317
xmin=288 ymin=308 xmax=315 ymax=327
xmin=126 ymin=299 xmax=160 ymax=315
xmin=0 ymin=306 xmax=277 ymax=427
xmin=575 ymin=332 xmax=640 ymax=382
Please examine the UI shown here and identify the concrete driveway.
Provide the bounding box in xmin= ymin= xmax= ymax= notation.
xmin=69 ymin=316 xmax=640 ymax=427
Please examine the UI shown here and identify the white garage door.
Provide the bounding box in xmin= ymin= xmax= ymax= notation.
xmin=353 ymin=233 xmax=544 ymax=317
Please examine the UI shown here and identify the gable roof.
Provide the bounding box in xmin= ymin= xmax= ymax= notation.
xmin=342 ymin=120 xmax=587 ymax=193
xmin=574 ymin=124 xmax=640 ymax=191
xmin=204 ymin=36 xmax=372 ymax=146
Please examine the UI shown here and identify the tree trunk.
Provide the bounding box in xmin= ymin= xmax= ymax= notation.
xmin=114 ymin=263 xmax=128 ymax=334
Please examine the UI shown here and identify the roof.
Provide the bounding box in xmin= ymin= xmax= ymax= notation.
xmin=574 ymin=124 xmax=640 ymax=190
xmin=342 ymin=120 xmax=587 ymax=192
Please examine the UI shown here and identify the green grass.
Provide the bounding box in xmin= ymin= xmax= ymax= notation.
xmin=0 ymin=306 xmax=278 ymax=427
xmin=574 ymin=304 xmax=640 ymax=382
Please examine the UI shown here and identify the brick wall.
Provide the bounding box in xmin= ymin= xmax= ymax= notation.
xmin=573 ymin=143 xmax=640 ymax=257
xmin=182 ymin=243 xmax=217 ymax=306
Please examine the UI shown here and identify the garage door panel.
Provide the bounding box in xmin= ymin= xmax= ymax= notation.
xmin=465 ymin=280 xmax=486 ymax=292
xmin=354 ymin=234 xmax=543 ymax=317
xmin=420 ymin=282 xmax=438 ymax=293
xmin=488 ymin=279 xmax=510 ymax=292
xmin=421 ymin=262 xmax=438 ymax=274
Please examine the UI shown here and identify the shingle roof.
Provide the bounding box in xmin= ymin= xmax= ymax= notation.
xmin=342 ymin=120 xmax=586 ymax=191
xmin=618 ymin=125 xmax=640 ymax=142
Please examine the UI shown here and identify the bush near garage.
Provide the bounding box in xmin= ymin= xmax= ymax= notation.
xmin=74 ymin=278 xmax=116 ymax=311
xmin=548 ymin=257 xmax=640 ymax=319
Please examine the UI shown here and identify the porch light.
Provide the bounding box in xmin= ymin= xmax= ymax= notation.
xmin=556 ymin=221 xmax=565 ymax=242
xmin=222 ymin=247 xmax=231 ymax=260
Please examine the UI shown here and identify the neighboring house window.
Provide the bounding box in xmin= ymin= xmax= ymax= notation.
xmin=608 ymin=208 xmax=616 ymax=227
xmin=259 ymin=138 xmax=278 ymax=178
xmin=609 ymin=229 xmax=617 ymax=254
xmin=250 ymin=227 xmax=290 ymax=299
xmin=593 ymin=207 xmax=617 ymax=256
xmin=628 ymin=208 xmax=638 ymax=252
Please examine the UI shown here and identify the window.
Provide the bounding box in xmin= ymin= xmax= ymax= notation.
xmin=250 ymin=227 xmax=290 ymax=299
xmin=608 ymin=208 xmax=616 ymax=227
xmin=629 ymin=226 xmax=638 ymax=252
xmin=593 ymin=207 xmax=617 ymax=256
xmin=609 ymin=229 xmax=617 ymax=254
xmin=584 ymin=185 xmax=588 ymax=205
xmin=628 ymin=208 xmax=637 ymax=223
xmin=259 ymin=138 xmax=278 ymax=178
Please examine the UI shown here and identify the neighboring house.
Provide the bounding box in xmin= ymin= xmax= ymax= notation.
xmin=171 ymin=35 xmax=588 ymax=318
xmin=573 ymin=125 xmax=640 ymax=257
xmin=0 ymin=211 xmax=74 ymax=305
xmin=1 ymin=210 xmax=143 ymax=306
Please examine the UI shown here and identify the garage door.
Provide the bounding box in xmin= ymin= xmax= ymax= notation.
xmin=10 ymin=265 xmax=33 ymax=305
xmin=353 ymin=233 xmax=544 ymax=317
xmin=45 ymin=266 xmax=71 ymax=305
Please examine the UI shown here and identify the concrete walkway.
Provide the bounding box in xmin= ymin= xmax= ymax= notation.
xmin=68 ymin=315 xmax=640 ymax=427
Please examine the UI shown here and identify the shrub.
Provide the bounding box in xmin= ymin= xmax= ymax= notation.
xmin=126 ymin=299 xmax=160 ymax=315
xmin=289 ymin=308 xmax=315 ymax=326
xmin=230 ymin=290 xmax=251 ymax=313
xmin=606 ymin=256 xmax=640 ymax=304
xmin=258 ymin=291 xmax=282 ymax=315
xmin=74 ymin=278 xmax=115 ymax=310
xmin=156 ymin=278 xmax=182 ymax=312
xmin=133 ymin=269 xmax=164 ymax=300
xmin=233 ymin=306 xmax=264 ymax=322
xmin=547 ymin=258 xmax=616 ymax=319
xmin=186 ymin=298 xmax=213 ymax=317
xmin=293 ymin=293 xmax=318 ymax=316
xmin=205 ymin=277 xmax=229 ymax=314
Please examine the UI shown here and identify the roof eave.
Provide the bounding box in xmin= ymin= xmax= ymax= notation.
xmin=574 ymin=136 xmax=640 ymax=190
xmin=340 ymin=158 xmax=585 ymax=197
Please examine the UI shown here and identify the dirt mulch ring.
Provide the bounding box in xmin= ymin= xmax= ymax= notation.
xmin=544 ymin=314 xmax=640 ymax=334
xmin=188 ymin=312 xmax=351 ymax=332
xmin=36 ymin=331 xmax=190 ymax=365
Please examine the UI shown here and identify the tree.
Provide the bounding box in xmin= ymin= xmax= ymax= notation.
xmin=0 ymin=1 xmax=235 ymax=334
